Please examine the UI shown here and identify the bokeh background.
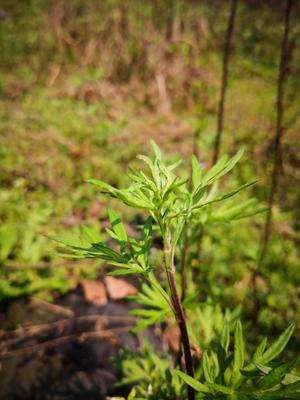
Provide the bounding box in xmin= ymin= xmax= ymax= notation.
xmin=0 ymin=0 xmax=299 ymax=398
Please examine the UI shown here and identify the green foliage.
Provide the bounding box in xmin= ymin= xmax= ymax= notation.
xmin=0 ymin=1 xmax=298 ymax=395
xmin=52 ymin=212 xmax=153 ymax=277
xmin=0 ymin=189 xmax=71 ymax=300
xmin=115 ymin=341 xmax=182 ymax=399
xmin=186 ymin=303 xmax=241 ymax=349
xmin=128 ymin=278 xmax=172 ymax=333
xmin=53 ymin=143 xmax=262 ymax=355
xmin=1 ymin=1 xmax=299 ymax=340
xmin=0 ymin=188 xmax=101 ymax=301
xmin=56 ymin=142 xmax=261 ymax=270
xmin=175 ymin=321 xmax=300 ymax=399
xmin=52 ymin=142 xmax=298 ymax=398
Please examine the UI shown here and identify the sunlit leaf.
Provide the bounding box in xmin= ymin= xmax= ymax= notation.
xmin=174 ymin=370 xmax=210 ymax=393
xmin=108 ymin=208 xmax=127 ymax=242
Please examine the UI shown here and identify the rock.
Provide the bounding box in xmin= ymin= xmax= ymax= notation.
xmin=80 ymin=280 xmax=108 ymax=306
xmin=104 ymin=277 xmax=137 ymax=300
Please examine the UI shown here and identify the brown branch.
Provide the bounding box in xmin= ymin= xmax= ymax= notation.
xmin=0 ymin=326 xmax=133 ymax=360
xmin=164 ymin=236 xmax=194 ymax=400
xmin=0 ymin=314 xmax=137 ymax=347
xmin=253 ymin=0 xmax=293 ymax=320
xmin=257 ymin=0 xmax=293 ymax=271
xmin=166 ymin=0 xmax=174 ymax=40
xmin=168 ymin=268 xmax=194 ymax=400
xmin=212 ymin=0 xmax=238 ymax=164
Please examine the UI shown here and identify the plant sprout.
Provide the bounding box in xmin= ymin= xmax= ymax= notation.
xmin=53 ymin=141 xmax=266 ymax=400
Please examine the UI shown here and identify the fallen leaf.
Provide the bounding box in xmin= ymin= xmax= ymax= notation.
xmin=88 ymin=199 xmax=104 ymax=219
xmin=80 ymin=280 xmax=107 ymax=306
xmin=104 ymin=276 xmax=137 ymax=300
xmin=163 ymin=323 xmax=180 ymax=352
xmin=70 ymin=144 xmax=91 ymax=158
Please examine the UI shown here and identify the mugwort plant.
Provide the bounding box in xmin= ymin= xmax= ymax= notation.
xmin=53 ymin=142 xmax=298 ymax=399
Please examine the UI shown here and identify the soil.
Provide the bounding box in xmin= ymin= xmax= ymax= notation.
xmin=0 ymin=282 xmax=162 ymax=400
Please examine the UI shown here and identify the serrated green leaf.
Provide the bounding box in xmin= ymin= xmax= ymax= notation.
xmin=174 ymin=370 xmax=210 ymax=393
xmin=107 ymin=261 xmax=143 ymax=275
xmin=191 ymin=155 xmax=203 ymax=188
xmin=202 ymin=149 xmax=244 ymax=188
xmin=163 ymin=177 xmax=189 ymax=200
xmin=256 ymin=356 xmax=300 ymax=391
xmin=116 ymin=189 xmax=152 ymax=210
xmin=217 ymin=321 xmax=230 ymax=374
xmin=207 ymin=382 xmax=233 ymax=394
xmin=203 ymin=154 xmax=228 ymax=184
xmin=130 ymin=309 xmax=160 ymax=317
xmin=150 ymin=140 xmax=162 ymax=160
xmin=49 ymin=234 xmax=81 ymax=248
xmin=221 ymin=321 xmax=230 ymax=353
xmin=258 ymin=323 xmax=295 ymax=365
xmin=105 ymin=227 xmax=121 ymax=242
xmin=256 ymin=364 xmax=272 ymax=374
xmin=253 ymin=338 xmax=268 ymax=363
xmin=279 ymin=379 xmax=300 ymax=395
xmin=193 ymin=181 xmax=257 ymax=211
xmin=167 ymin=159 xmax=182 ymax=172
xmin=203 ymin=351 xmax=213 ymax=383
xmin=140 ymin=217 xmax=152 ymax=241
xmin=192 ymin=186 xmax=207 ymax=205
xmin=232 ymin=320 xmax=245 ymax=384
xmin=86 ymin=179 xmax=115 ymax=193
xmin=107 ymin=208 xmax=127 ymax=242
xmin=283 ymin=372 xmax=300 ymax=385
xmin=80 ymin=225 xmax=101 ymax=243
xmin=244 ymin=324 xmax=295 ymax=373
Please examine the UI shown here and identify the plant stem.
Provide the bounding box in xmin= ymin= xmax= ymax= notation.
xmin=258 ymin=0 xmax=292 ymax=269
xmin=180 ymin=127 xmax=200 ymax=302
xmin=212 ymin=0 xmax=238 ymax=165
xmin=164 ymin=236 xmax=194 ymax=400
xmin=253 ymin=0 xmax=293 ymax=324
xmin=180 ymin=227 xmax=189 ymax=301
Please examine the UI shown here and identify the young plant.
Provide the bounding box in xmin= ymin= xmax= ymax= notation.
xmin=175 ymin=321 xmax=299 ymax=400
xmin=53 ymin=141 xmax=263 ymax=400
xmin=115 ymin=340 xmax=183 ymax=399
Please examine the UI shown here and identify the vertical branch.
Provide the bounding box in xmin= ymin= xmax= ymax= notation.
xmin=253 ymin=0 xmax=293 ymax=314
xmin=180 ymin=226 xmax=189 ymax=301
xmin=168 ymin=270 xmax=194 ymax=400
xmin=166 ymin=0 xmax=174 ymax=40
xmin=178 ymin=125 xmax=202 ymax=368
xmin=212 ymin=0 xmax=238 ymax=164
xmin=164 ymin=236 xmax=195 ymax=400
xmin=180 ymin=126 xmax=200 ymax=301
xmin=120 ymin=0 xmax=128 ymax=38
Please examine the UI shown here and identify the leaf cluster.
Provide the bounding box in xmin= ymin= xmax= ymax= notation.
xmin=115 ymin=340 xmax=182 ymax=400
xmin=53 ymin=141 xmax=263 ymax=276
xmin=176 ymin=322 xmax=299 ymax=399
xmin=52 ymin=208 xmax=153 ymax=277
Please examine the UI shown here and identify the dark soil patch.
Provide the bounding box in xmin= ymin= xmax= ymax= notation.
xmin=0 ymin=285 xmax=162 ymax=400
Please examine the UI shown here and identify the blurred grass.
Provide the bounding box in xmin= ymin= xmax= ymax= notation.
xmin=0 ymin=0 xmax=299 ymax=345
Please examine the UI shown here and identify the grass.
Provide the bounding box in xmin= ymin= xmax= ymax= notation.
xmin=0 ymin=0 xmax=299 ymax=349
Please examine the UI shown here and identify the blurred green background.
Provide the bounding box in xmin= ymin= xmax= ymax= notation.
xmin=0 ymin=0 xmax=299 ymax=347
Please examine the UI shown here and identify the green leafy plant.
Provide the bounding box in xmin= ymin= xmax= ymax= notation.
xmin=115 ymin=340 xmax=182 ymax=399
xmin=186 ymin=303 xmax=241 ymax=350
xmin=175 ymin=321 xmax=299 ymax=399
xmin=0 ymin=190 xmax=72 ymax=301
xmin=53 ymin=141 xmax=266 ymax=399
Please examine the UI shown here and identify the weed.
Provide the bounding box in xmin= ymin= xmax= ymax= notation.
xmin=52 ymin=142 xmax=300 ymax=399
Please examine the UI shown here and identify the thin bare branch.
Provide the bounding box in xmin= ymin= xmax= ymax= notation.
xmin=212 ymin=0 xmax=238 ymax=164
